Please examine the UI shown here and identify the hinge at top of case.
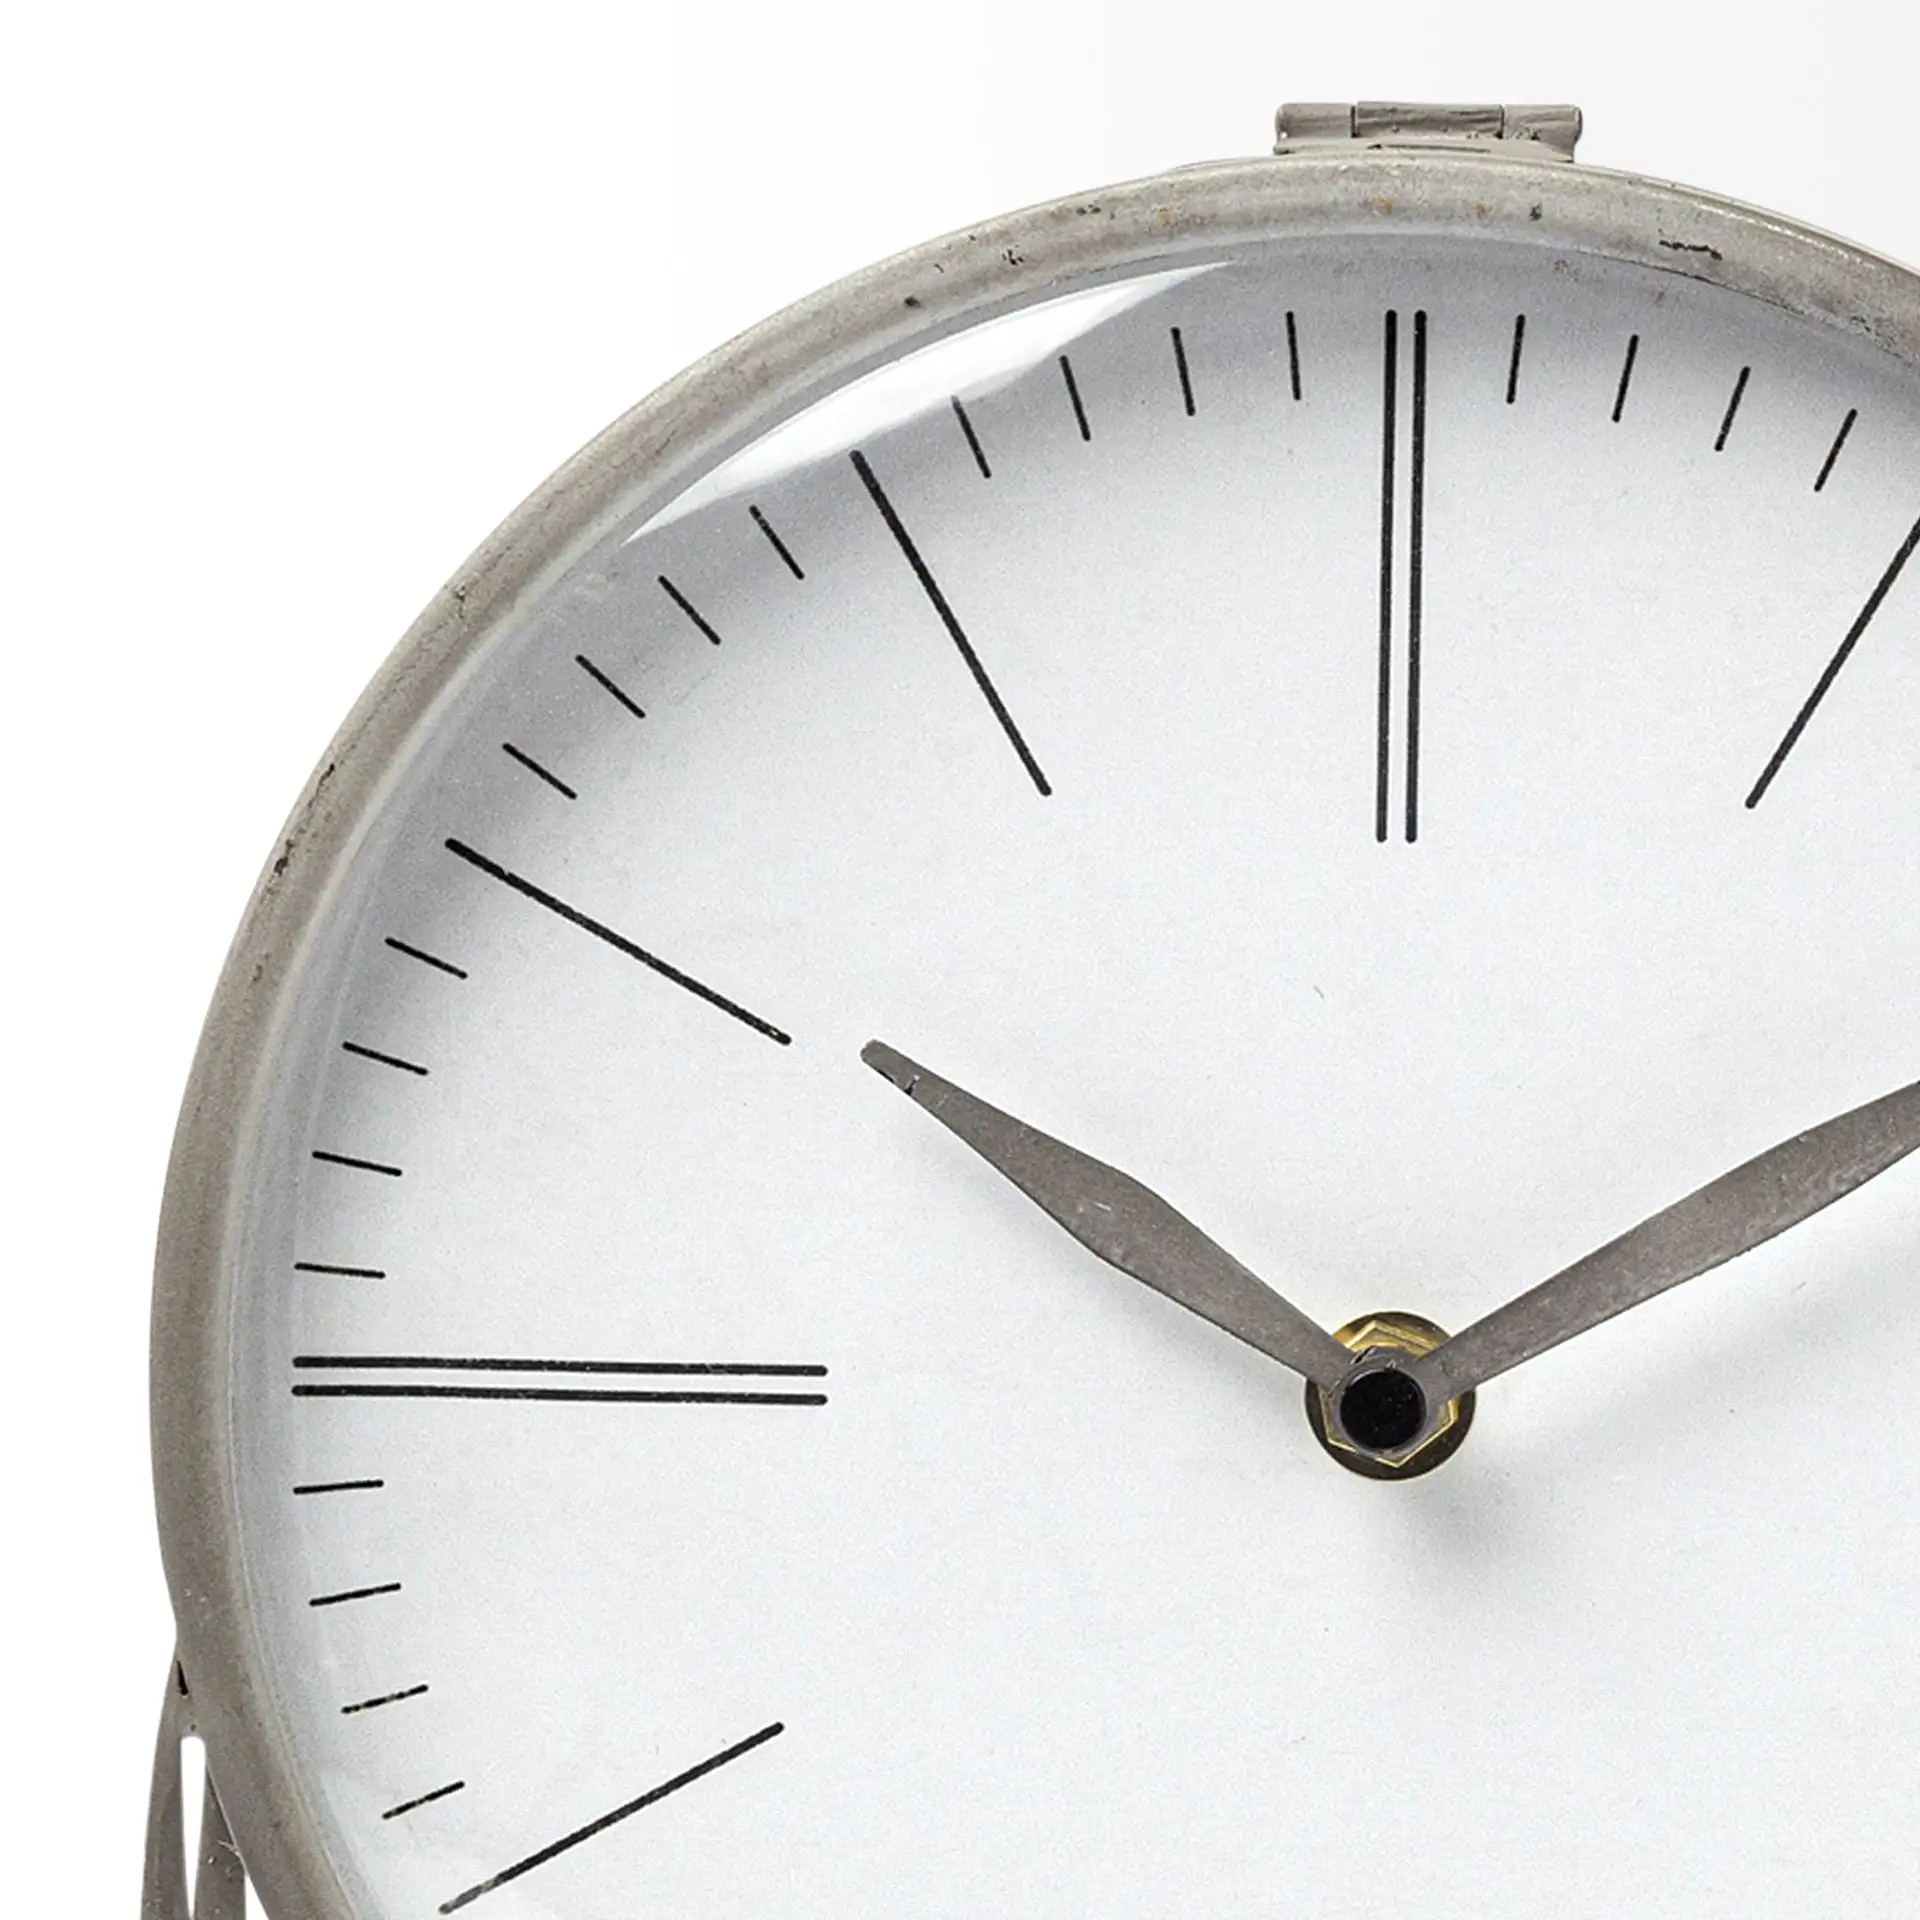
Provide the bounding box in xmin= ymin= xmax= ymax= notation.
xmin=1275 ymin=101 xmax=1582 ymax=161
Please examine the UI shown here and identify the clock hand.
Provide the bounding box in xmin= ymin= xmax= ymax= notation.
xmin=1403 ymin=1073 xmax=1920 ymax=1406
xmin=862 ymin=1041 xmax=1351 ymax=1390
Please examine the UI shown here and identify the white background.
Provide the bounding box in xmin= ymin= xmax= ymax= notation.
xmin=8 ymin=3 xmax=1919 ymax=1909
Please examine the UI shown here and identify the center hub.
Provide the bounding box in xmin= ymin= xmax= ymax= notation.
xmin=1304 ymin=1310 xmax=1476 ymax=1480
xmin=1337 ymin=1366 xmax=1428 ymax=1451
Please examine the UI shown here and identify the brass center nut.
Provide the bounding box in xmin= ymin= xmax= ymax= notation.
xmin=1304 ymin=1310 xmax=1476 ymax=1481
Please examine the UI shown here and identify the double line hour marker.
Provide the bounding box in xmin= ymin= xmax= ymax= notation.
xmin=292 ymin=1354 xmax=829 ymax=1406
xmin=1375 ymin=309 xmax=1430 ymax=844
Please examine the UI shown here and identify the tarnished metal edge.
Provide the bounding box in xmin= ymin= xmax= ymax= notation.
xmin=150 ymin=144 xmax=1920 ymax=1920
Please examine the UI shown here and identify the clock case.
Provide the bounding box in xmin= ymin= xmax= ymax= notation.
xmin=145 ymin=107 xmax=1920 ymax=1919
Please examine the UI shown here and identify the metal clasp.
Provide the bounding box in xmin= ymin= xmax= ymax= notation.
xmin=1275 ymin=101 xmax=1582 ymax=161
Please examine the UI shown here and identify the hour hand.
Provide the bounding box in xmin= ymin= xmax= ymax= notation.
xmin=861 ymin=1041 xmax=1351 ymax=1390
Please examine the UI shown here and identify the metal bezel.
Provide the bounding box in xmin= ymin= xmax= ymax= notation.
xmin=150 ymin=143 xmax=1920 ymax=1919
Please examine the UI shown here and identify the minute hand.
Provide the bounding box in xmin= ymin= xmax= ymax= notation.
xmin=862 ymin=1041 xmax=1352 ymax=1390
xmin=1404 ymin=1074 xmax=1920 ymax=1405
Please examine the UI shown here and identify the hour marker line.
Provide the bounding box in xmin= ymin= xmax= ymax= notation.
xmin=1405 ymin=309 xmax=1429 ymax=845
xmin=849 ymin=450 xmax=1052 ymax=796
xmin=310 ymin=1581 xmax=402 ymax=1608
xmin=294 ymin=1385 xmax=827 ymax=1404
xmin=1285 ymin=311 xmax=1302 ymax=401
xmin=443 ymin=839 xmax=792 ymax=1045
xmin=438 ymin=1723 xmax=784 ymax=1913
xmin=1505 ymin=313 xmax=1526 ymax=404
xmin=1375 ymin=309 xmax=1398 ymax=843
xmin=294 ymin=1262 xmax=386 ymax=1279
xmin=293 ymin=1356 xmax=826 ymax=1375
xmin=384 ymin=1781 xmax=465 ymax=1821
xmin=1746 ymin=509 xmax=1920 ymax=808
xmin=293 ymin=1479 xmax=385 ymax=1496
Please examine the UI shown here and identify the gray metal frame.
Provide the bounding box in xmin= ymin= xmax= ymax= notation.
xmin=149 ymin=139 xmax=1920 ymax=1919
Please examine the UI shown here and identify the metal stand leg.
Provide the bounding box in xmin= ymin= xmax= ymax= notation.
xmin=142 ymin=1659 xmax=249 ymax=1920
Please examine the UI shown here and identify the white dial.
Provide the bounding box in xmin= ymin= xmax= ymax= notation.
xmin=161 ymin=177 xmax=1920 ymax=1918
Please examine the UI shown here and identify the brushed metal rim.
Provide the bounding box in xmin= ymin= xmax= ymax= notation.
xmin=150 ymin=144 xmax=1920 ymax=1919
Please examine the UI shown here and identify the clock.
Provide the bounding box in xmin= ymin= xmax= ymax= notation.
xmin=147 ymin=101 xmax=1920 ymax=1916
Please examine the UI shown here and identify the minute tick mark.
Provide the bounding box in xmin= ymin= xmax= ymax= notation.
xmin=1611 ymin=334 xmax=1640 ymax=422
xmin=312 ymin=1150 xmax=403 ymax=1178
xmin=1815 ymin=408 xmax=1858 ymax=492
xmin=309 ymin=1581 xmax=402 ymax=1608
xmin=1059 ymin=354 xmax=1092 ymax=440
xmin=342 ymin=1041 xmax=428 ymax=1077
xmin=750 ymin=505 xmax=806 ymax=579
xmin=386 ymin=937 xmax=467 ymax=979
xmin=1715 ymin=366 xmax=1752 ymax=451
xmin=342 ymin=1685 xmax=427 ymax=1716
xmin=658 ymin=575 xmax=722 ymax=644
xmin=502 ymin=742 xmax=577 ymax=799
xmin=384 ymin=1782 xmax=465 ymax=1821
xmin=1171 ymin=327 xmax=1196 ymax=415
xmin=576 ymin=654 xmax=646 ymax=719
xmin=950 ymin=396 xmax=992 ymax=477
xmin=850 ymin=450 xmax=1051 ymax=796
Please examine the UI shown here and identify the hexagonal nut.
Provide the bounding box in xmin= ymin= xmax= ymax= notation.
xmin=1306 ymin=1309 xmax=1475 ymax=1480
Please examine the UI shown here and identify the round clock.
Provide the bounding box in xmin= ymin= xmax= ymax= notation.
xmin=148 ymin=101 xmax=1920 ymax=1917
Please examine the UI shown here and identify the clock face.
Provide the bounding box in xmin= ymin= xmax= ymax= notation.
xmin=187 ymin=212 xmax=1920 ymax=1916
